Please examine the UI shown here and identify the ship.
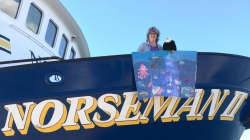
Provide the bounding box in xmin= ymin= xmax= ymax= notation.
xmin=0 ymin=0 xmax=249 ymax=140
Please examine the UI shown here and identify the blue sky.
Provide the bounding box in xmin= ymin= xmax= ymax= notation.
xmin=60 ymin=0 xmax=250 ymax=139
xmin=60 ymin=0 xmax=249 ymax=57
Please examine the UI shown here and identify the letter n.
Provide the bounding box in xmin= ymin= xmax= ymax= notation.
xmin=1 ymin=102 xmax=36 ymax=136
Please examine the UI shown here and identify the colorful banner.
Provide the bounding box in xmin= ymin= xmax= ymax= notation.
xmin=132 ymin=50 xmax=197 ymax=100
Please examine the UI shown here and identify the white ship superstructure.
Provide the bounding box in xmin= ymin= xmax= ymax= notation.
xmin=0 ymin=0 xmax=90 ymax=67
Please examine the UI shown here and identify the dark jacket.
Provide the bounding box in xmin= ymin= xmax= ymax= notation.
xmin=163 ymin=40 xmax=177 ymax=51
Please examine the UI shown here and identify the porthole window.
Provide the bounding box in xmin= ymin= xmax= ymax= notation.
xmin=58 ymin=35 xmax=68 ymax=58
xmin=0 ymin=0 xmax=21 ymax=19
xmin=26 ymin=3 xmax=42 ymax=34
xmin=45 ymin=20 xmax=57 ymax=47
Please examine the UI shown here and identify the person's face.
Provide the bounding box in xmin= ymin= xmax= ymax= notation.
xmin=149 ymin=32 xmax=157 ymax=43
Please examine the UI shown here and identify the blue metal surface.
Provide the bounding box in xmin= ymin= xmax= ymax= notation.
xmin=0 ymin=52 xmax=249 ymax=140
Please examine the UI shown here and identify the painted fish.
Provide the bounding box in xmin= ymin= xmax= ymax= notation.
xmin=174 ymin=79 xmax=181 ymax=85
xmin=160 ymin=70 xmax=165 ymax=74
xmin=150 ymin=63 xmax=158 ymax=70
xmin=148 ymin=56 xmax=162 ymax=62
xmin=153 ymin=74 xmax=158 ymax=79
xmin=148 ymin=81 xmax=152 ymax=87
xmin=168 ymin=82 xmax=172 ymax=87
xmin=190 ymin=88 xmax=195 ymax=93
xmin=152 ymin=86 xmax=163 ymax=95
xmin=179 ymin=61 xmax=185 ymax=65
xmin=139 ymin=91 xmax=148 ymax=96
xmin=137 ymin=81 xmax=146 ymax=87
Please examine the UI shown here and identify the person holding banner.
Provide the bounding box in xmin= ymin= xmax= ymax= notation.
xmin=137 ymin=26 xmax=163 ymax=52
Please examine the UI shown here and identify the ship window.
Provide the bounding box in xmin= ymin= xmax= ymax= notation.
xmin=0 ymin=0 xmax=21 ymax=19
xmin=45 ymin=20 xmax=57 ymax=47
xmin=58 ymin=35 xmax=68 ymax=58
xmin=69 ymin=48 xmax=75 ymax=59
xmin=26 ymin=3 xmax=42 ymax=34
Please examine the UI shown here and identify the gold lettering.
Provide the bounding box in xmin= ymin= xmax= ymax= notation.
xmin=93 ymin=94 xmax=121 ymax=127
xmin=197 ymin=89 xmax=229 ymax=120
xmin=62 ymin=96 xmax=97 ymax=130
xmin=220 ymin=91 xmax=248 ymax=121
xmin=32 ymin=100 xmax=67 ymax=133
xmin=115 ymin=92 xmax=141 ymax=126
xmin=1 ymin=102 xmax=36 ymax=136
xmin=161 ymin=97 xmax=181 ymax=122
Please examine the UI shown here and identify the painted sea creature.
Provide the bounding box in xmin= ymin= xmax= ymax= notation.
xmin=138 ymin=64 xmax=149 ymax=79
xmin=179 ymin=61 xmax=185 ymax=65
xmin=150 ymin=63 xmax=158 ymax=70
xmin=183 ymin=87 xmax=190 ymax=93
xmin=139 ymin=91 xmax=148 ymax=96
xmin=137 ymin=81 xmax=146 ymax=88
xmin=174 ymin=79 xmax=181 ymax=85
xmin=168 ymin=82 xmax=172 ymax=87
xmin=148 ymin=56 xmax=162 ymax=62
xmin=152 ymin=86 xmax=163 ymax=95
xmin=148 ymin=81 xmax=152 ymax=87
xmin=181 ymin=87 xmax=195 ymax=97
xmin=167 ymin=89 xmax=172 ymax=93
xmin=153 ymin=74 xmax=158 ymax=79
xmin=165 ymin=76 xmax=170 ymax=81
xmin=190 ymin=88 xmax=195 ymax=93
xmin=160 ymin=70 xmax=165 ymax=74
xmin=165 ymin=59 xmax=172 ymax=65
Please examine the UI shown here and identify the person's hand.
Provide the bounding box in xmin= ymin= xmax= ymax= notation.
xmin=171 ymin=50 xmax=175 ymax=53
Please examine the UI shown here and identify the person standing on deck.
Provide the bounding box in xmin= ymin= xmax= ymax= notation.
xmin=137 ymin=27 xmax=163 ymax=52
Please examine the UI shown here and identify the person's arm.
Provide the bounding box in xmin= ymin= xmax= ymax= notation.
xmin=137 ymin=43 xmax=144 ymax=52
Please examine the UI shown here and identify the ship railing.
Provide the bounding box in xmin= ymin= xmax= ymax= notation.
xmin=0 ymin=56 xmax=62 ymax=65
xmin=9 ymin=24 xmax=55 ymax=56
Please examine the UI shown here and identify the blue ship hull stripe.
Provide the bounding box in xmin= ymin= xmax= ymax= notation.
xmin=0 ymin=47 xmax=11 ymax=54
xmin=0 ymin=34 xmax=10 ymax=42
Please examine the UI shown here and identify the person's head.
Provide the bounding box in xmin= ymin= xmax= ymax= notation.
xmin=146 ymin=26 xmax=160 ymax=43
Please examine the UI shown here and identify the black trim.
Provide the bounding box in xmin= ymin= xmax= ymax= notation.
xmin=70 ymin=47 xmax=76 ymax=59
xmin=61 ymin=34 xmax=68 ymax=58
xmin=0 ymin=34 xmax=10 ymax=41
xmin=45 ymin=19 xmax=58 ymax=47
xmin=0 ymin=47 xmax=11 ymax=54
xmin=26 ymin=3 xmax=43 ymax=34
xmin=1 ymin=52 xmax=250 ymax=70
